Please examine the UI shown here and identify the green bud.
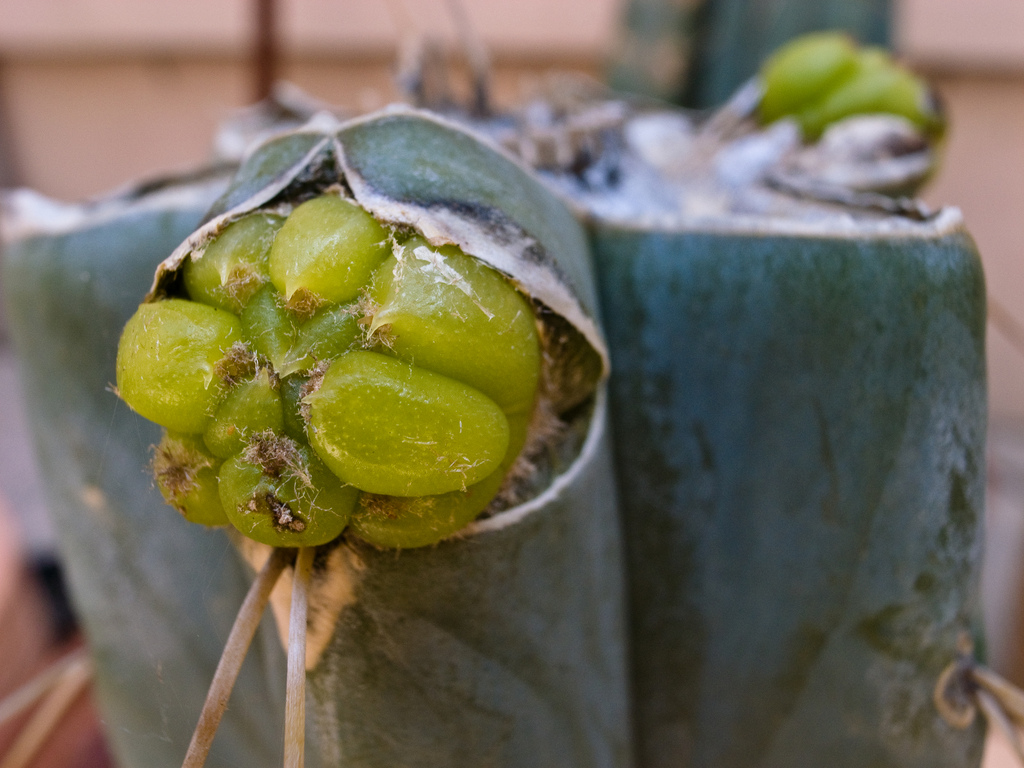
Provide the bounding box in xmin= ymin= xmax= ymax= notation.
xmin=796 ymin=48 xmax=943 ymax=140
xmin=347 ymin=411 xmax=529 ymax=548
xmin=219 ymin=433 xmax=356 ymax=547
xmin=759 ymin=33 xmax=944 ymax=141
xmin=760 ymin=32 xmax=858 ymax=125
xmin=282 ymin=304 xmax=361 ymax=376
xmin=125 ymin=190 xmax=549 ymax=548
xmin=183 ymin=213 xmax=283 ymax=312
xmin=203 ymin=368 xmax=284 ymax=459
xmin=350 ymin=468 xmax=506 ymax=549
xmin=371 ymin=238 xmax=541 ymax=415
xmin=152 ymin=432 xmax=228 ymax=527
xmin=278 ymin=374 xmax=310 ymax=442
xmin=116 ymin=299 xmax=242 ymax=433
xmin=305 ymin=350 xmax=510 ymax=497
xmin=268 ymin=195 xmax=390 ymax=309
xmin=240 ymin=284 xmax=296 ymax=370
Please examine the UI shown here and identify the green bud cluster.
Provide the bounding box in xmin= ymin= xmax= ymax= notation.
xmin=759 ymin=32 xmax=944 ymax=141
xmin=117 ymin=193 xmax=542 ymax=549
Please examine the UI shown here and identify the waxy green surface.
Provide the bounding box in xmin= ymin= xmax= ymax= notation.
xmin=592 ymin=220 xmax=986 ymax=768
xmin=309 ymin=415 xmax=631 ymax=768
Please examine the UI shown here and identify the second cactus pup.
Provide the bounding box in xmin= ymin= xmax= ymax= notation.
xmin=758 ymin=32 xmax=944 ymax=142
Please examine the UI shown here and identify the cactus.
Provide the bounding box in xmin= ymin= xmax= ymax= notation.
xmin=4 ymin=109 xmax=632 ymax=768
xmin=591 ymin=211 xmax=987 ymax=768
xmin=484 ymin=39 xmax=988 ymax=763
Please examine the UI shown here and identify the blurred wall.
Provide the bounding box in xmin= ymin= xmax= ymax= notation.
xmin=898 ymin=0 xmax=1024 ymax=426
xmin=0 ymin=0 xmax=616 ymax=198
xmin=898 ymin=0 xmax=1024 ymax=681
xmin=1 ymin=0 xmax=1023 ymax=423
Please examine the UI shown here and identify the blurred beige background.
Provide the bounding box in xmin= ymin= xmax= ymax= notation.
xmin=0 ymin=0 xmax=616 ymax=197
xmin=899 ymin=0 xmax=1024 ymax=427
